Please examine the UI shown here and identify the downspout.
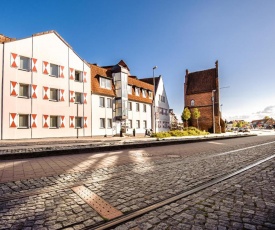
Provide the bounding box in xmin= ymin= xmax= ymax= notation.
xmin=82 ymin=61 xmax=85 ymax=137
xmin=31 ymin=35 xmax=34 ymax=138
xmin=1 ymin=43 xmax=5 ymax=140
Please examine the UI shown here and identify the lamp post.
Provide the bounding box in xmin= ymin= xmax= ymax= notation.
xmin=153 ymin=66 xmax=157 ymax=133
xmin=212 ymin=89 xmax=216 ymax=133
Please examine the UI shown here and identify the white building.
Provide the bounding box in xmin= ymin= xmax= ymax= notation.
xmin=0 ymin=31 xmax=91 ymax=139
xmin=90 ymin=61 xmax=154 ymax=137
xmin=141 ymin=76 xmax=170 ymax=132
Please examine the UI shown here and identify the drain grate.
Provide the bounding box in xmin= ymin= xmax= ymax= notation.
xmin=71 ymin=185 xmax=123 ymax=220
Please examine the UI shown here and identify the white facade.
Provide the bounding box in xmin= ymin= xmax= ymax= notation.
xmin=0 ymin=31 xmax=91 ymax=139
xmin=154 ymin=76 xmax=170 ymax=132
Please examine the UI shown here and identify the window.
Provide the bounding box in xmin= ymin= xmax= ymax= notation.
xmin=135 ymin=87 xmax=140 ymax=96
xmin=128 ymin=119 xmax=132 ymax=128
xmin=100 ymin=77 xmax=111 ymax=89
xmin=19 ymin=56 xmax=30 ymax=71
xmin=143 ymin=120 xmax=147 ymax=129
xmin=127 ymin=85 xmax=132 ymax=94
xmin=142 ymin=89 xmax=146 ymax=98
xmin=128 ymin=101 xmax=132 ymax=111
xmin=18 ymin=114 xmax=29 ymax=128
xmin=143 ymin=104 xmax=146 ymax=112
xmin=50 ymin=63 xmax=59 ymax=77
xmin=75 ymin=117 xmax=83 ymax=128
xmin=99 ymin=97 xmax=105 ymax=107
xmin=50 ymin=88 xmax=59 ymax=101
xmin=50 ymin=116 xmax=58 ymax=128
xmin=19 ymin=84 xmax=29 ymax=98
xmin=100 ymin=118 xmax=105 ymax=128
xmin=148 ymin=91 xmax=153 ymax=99
xmin=75 ymin=92 xmax=83 ymax=104
xmin=136 ymin=120 xmax=140 ymax=129
xmin=136 ymin=103 xmax=140 ymax=112
xmin=107 ymin=98 xmax=112 ymax=108
xmin=107 ymin=119 xmax=112 ymax=128
xmin=191 ymin=100 xmax=195 ymax=106
xmin=75 ymin=70 xmax=83 ymax=82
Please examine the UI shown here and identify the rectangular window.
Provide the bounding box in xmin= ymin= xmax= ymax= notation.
xmin=135 ymin=87 xmax=140 ymax=96
xmin=100 ymin=77 xmax=111 ymax=89
xmin=143 ymin=120 xmax=147 ymax=129
xmin=148 ymin=91 xmax=153 ymax=99
xmin=127 ymin=85 xmax=132 ymax=94
xmin=19 ymin=56 xmax=30 ymax=71
xmin=100 ymin=118 xmax=105 ymax=128
xmin=75 ymin=92 xmax=83 ymax=104
xmin=19 ymin=84 xmax=29 ymax=98
xmin=136 ymin=120 xmax=140 ymax=129
xmin=142 ymin=89 xmax=146 ymax=98
xmin=136 ymin=103 xmax=139 ymax=112
xmin=50 ymin=63 xmax=59 ymax=77
xmin=143 ymin=104 xmax=146 ymax=112
xmin=18 ymin=114 xmax=29 ymax=128
xmin=50 ymin=88 xmax=59 ymax=101
xmin=128 ymin=101 xmax=132 ymax=111
xmin=128 ymin=119 xmax=132 ymax=128
xmin=107 ymin=98 xmax=112 ymax=108
xmin=50 ymin=116 xmax=58 ymax=128
xmin=75 ymin=117 xmax=83 ymax=128
xmin=107 ymin=118 xmax=112 ymax=128
xmin=75 ymin=70 xmax=83 ymax=82
xmin=99 ymin=97 xmax=105 ymax=107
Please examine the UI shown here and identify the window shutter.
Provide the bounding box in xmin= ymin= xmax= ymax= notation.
xmin=32 ymin=58 xmax=37 ymax=72
xmin=69 ymin=116 xmax=74 ymax=128
xmin=60 ymin=116 xmax=65 ymax=128
xmin=43 ymin=115 xmax=49 ymax=128
xmin=70 ymin=91 xmax=75 ymax=102
xmin=10 ymin=53 xmax=19 ymax=68
xmin=84 ymin=117 xmax=88 ymax=128
xmin=31 ymin=85 xmax=37 ymax=98
xmin=31 ymin=114 xmax=37 ymax=128
xmin=83 ymin=71 xmax=87 ymax=83
xmin=42 ymin=61 xmax=49 ymax=75
xmin=83 ymin=93 xmax=87 ymax=104
xmin=60 ymin=66 xmax=64 ymax=78
xmin=9 ymin=113 xmax=17 ymax=128
xmin=69 ymin=68 xmax=74 ymax=80
xmin=10 ymin=81 xmax=18 ymax=96
xmin=43 ymin=87 xmax=49 ymax=100
xmin=59 ymin=89 xmax=65 ymax=101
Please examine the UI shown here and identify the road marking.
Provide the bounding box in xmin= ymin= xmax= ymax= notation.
xmin=207 ymin=141 xmax=225 ymax=145
xmin=213 ymin=141 xmax=275 ymax=157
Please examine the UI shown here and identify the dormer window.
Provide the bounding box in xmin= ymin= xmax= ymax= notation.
xmin=191 ymin=100 xmax=195 ymax=106
xmin=142 ymin=89 xmax=146 ymax=98
xmin=148 ymin=91 xmax=153 ymax=99
xmin=135 ymin=87 xmax=140 ymax=96
xmin=100 ymin=77 xmax=111 ymax=89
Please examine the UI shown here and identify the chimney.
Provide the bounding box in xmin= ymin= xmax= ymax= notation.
xmin=185 ymin=69 xmax=189 ymax=75
xmin=215 ymin=60 xmax=218 ymax=69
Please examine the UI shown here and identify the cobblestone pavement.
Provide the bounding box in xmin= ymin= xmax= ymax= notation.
xmin=0 ymin=135 xmax=274 ymax=229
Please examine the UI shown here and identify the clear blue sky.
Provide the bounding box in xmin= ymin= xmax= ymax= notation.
xmin=2 ymin=0 xmax=275 ymax=121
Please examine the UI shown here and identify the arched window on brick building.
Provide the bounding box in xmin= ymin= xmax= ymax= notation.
xmin=190 ymin=99 xmax=195 ymax=106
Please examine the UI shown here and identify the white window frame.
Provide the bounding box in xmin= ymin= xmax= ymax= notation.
xmin=100 ymin=118 xmax=105 ymax=128
xmin=19 ymin=83 xmax=30 ymax=98
xmin=50 ymin=88 xmax=59 ymax=101
xmin=100 ymin=77 xmax=111 ymax=89
xmin=143 ymin=104 xmax=146 ymax=112
xmin=18 ymin=114 xmax=29 ymax=129
xmin=107 ymin=98 xmax=112 ymax=108
xmin=135 ymin=87 xmax=140 ymax=96
xmin=99 ymin=97 xmax=105 ymax=107
xmin=127 ymin=85 xmax=132 ymax=94
xmin=19 ymin=56 xmax=31 ymax=71
xmin=75 ymin=92 xmax=83 ymax=104
xmin=107 ymin=118 xmax=112 ymax=128
xmin=128 ymin=101 xmax=132 ymax=111
xmin=143 ymin=120 xmax=147 ymax=129
xmin=75 ymin=117 xmax=83 ymax=128
xmin=50 ymin=115 xmax=59 ymax=129
xmin=142 ymin=89 xmax=146 ymax=98
xmin=148 ymin=91 xmax=153 ymax=99
xmin=50 ymin=63 xmax=59 ymax=77
xmin=75 ymin=70 xmax=83 ymax=82
xmin=136 ymin=120 xmax=140 ymax=129
xmin=136 ymin=103 xmax=140 ymax=112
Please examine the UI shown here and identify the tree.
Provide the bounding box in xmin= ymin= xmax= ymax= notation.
xmin=264 ymin=116 xmax=270 ymax=119
xmin=181 ymin=107 xmax=191 ymax=128
xmin=192 ymin=108 xmax=201 ymax=129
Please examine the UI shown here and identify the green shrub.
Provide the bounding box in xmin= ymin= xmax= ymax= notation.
xmin=152 ymin=127 xmax=209 ymax=138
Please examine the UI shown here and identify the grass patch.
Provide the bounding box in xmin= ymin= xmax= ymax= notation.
xmin=151 ymin=127 xmax=209 ymax=138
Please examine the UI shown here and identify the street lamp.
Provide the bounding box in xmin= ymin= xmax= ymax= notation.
xmin=212 ymin=89 xmax=216 ymax=134
xmin=153 ymin=66 xmax=157 ymax=133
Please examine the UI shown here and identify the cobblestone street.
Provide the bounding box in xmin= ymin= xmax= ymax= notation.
xmin=0 ymin=135 xmax=274 ymax=229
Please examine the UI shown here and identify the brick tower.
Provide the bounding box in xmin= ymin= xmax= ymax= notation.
xmin=184 ymin=61 xmax=224 ymax=133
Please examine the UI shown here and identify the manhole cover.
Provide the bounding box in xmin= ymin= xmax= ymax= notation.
xmin=71 ymin=185 xmax=123 ymax=220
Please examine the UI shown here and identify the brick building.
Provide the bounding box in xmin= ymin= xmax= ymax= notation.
xmin=184 ymin=61 xmax=225 ymax=133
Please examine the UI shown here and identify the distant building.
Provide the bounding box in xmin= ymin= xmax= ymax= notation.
xmin=169 ymin=109 xmax=178 ymax=130
xmin=140 ymin=75 xmax=170 ymax=132
xmin=251 ymin=118 xmax=275 ymax=128
xmin=184 ymin=61 xmax=224 ymax=133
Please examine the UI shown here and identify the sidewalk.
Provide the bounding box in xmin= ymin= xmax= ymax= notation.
xmin=0 ymin=132 xmax=256 ymax=160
